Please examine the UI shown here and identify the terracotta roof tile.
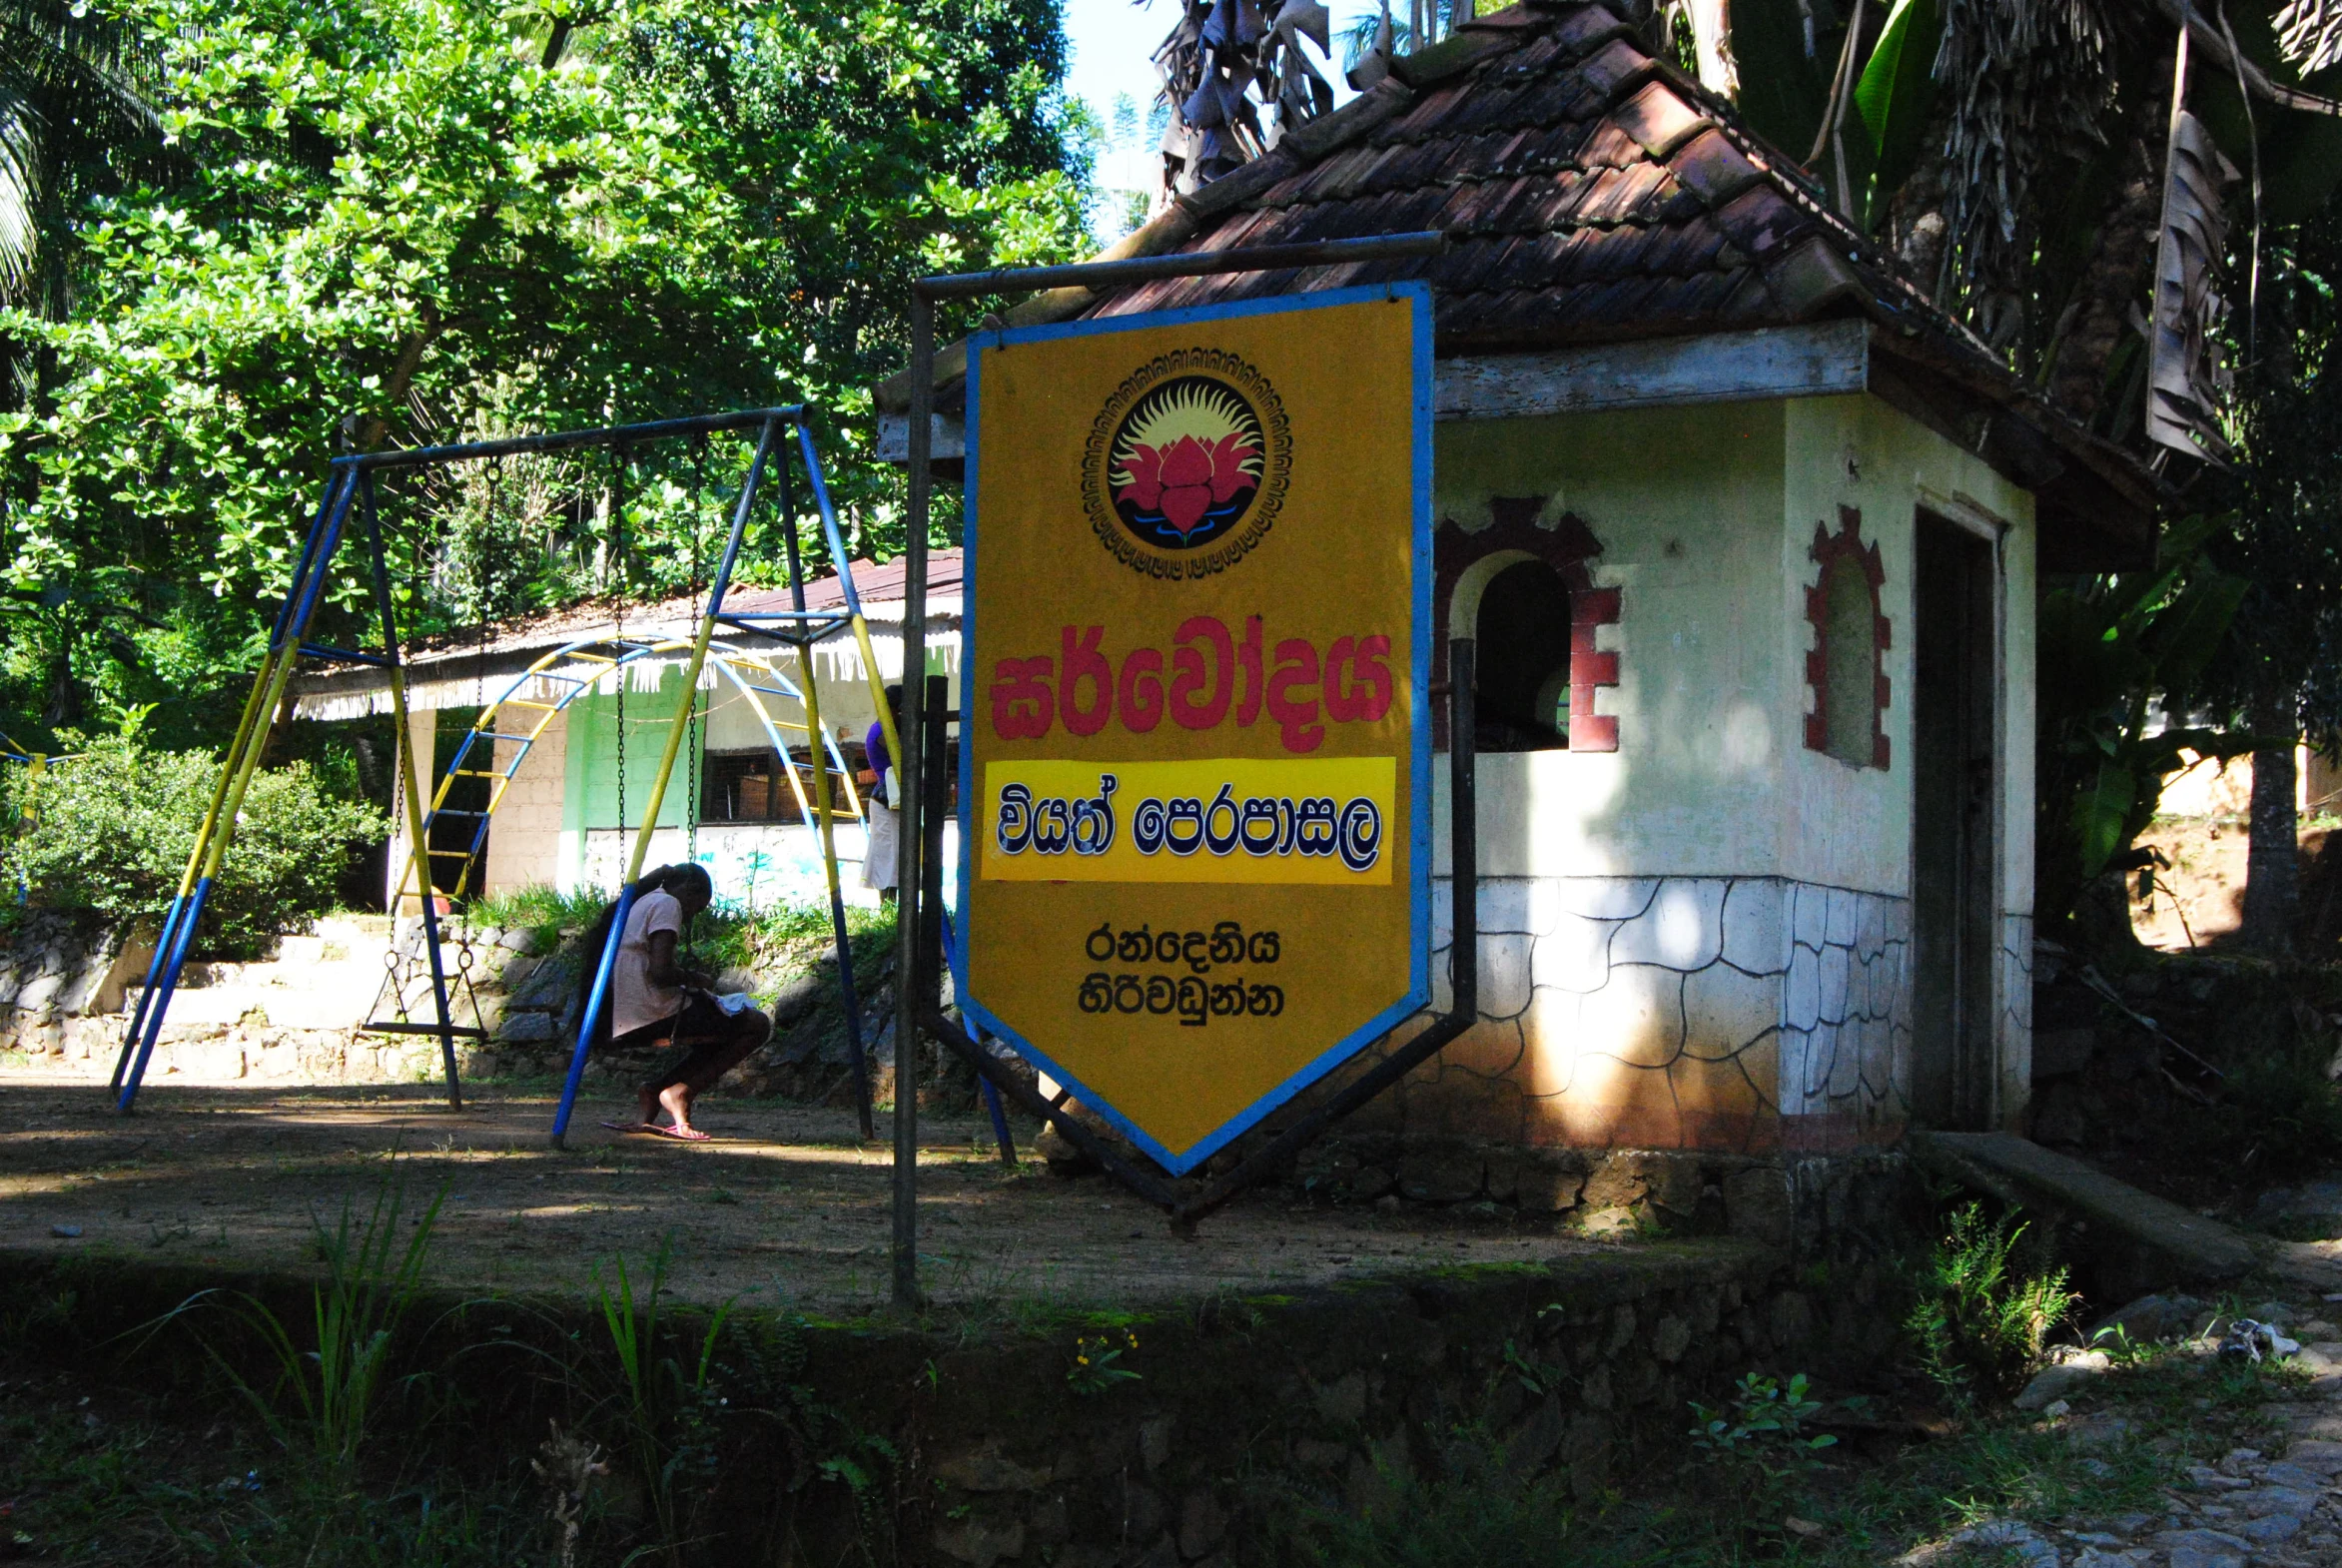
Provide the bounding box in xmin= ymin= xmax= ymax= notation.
xmin=1669 ymin=126 xmax=1763 ymax=205
xmin=1573 ymin=120 xmax=1648 ymax=170
xmin=1710 ymin=183 xmax=1812 ymax=258
xmin=1573 ymin=38 xmax=1653 ymax=101
xmin=1072 ymin=2 xmax=1889 ymax=352
xmin=1612 ymin=81 xmax=1709 ymax=158
xmin=1546 ymin=3 xmax=1633 ymax=58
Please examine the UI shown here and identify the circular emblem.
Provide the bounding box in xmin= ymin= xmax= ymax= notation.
xmin=1081 ymin=349 xmax=1291 ymax=579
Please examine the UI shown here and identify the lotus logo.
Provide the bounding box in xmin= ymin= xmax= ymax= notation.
xmin=1082 ymin=349 xmax=1290 ymax=580
xmin=1112 ymin=379 xmax=1263 ymax=546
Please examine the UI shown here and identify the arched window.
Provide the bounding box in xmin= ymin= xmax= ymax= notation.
xmin=1432 ymin=498 xmax=1620 ymax=753
xmin=1474 ymin=558 xmax=1573 ymax=752
xmin=1805 ymin=507 xmax=1890 ymax=769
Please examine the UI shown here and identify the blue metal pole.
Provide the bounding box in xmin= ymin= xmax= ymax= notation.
xmin=826 ymin=880 xmax=873 ymax=1132
xmin=110 ymin=893 xmax=184 ymax=1093
xmin=550 ymin=884 xmax=635 ymax=1149
xmin=117 ymin=877 xmax=213 ymax=1113
xmin=119 ymin=471 xmax=361 ymax=1113
xmin=795 ymin=424 xmax=864 ymax=616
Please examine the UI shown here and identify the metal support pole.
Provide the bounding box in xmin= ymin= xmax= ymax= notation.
xmin=118 ymin=470 xmax=361 ymax=1112
xmin=893 ymin=290 xmax=934 ymax=1311
xmin=938 ymin=908 xmax=1017 ymax=1166
xmin=918 ymin=674 xmax=949 ymax=1010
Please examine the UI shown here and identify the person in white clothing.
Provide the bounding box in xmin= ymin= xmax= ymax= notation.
xmin=858 ymin=684 xmax=905 ymax=898
xmin=574 ymin=863 xmax=771 ymax=1141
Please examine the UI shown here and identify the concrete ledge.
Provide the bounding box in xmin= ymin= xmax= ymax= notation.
xmin=1908 ymin=1131 xmax=2259 ymax=1293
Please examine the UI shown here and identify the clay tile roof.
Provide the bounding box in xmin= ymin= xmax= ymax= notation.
xmin=1066 ymin=0 xmax=1870 ymax=353
xmin=874 ymin=0 xmax=2163 ymax=565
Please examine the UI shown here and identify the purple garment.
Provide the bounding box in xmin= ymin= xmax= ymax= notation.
xmin=866 ymin=719 xmax=893 ymax=797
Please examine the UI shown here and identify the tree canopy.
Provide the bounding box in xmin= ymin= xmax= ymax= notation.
xmin=0 ymin=0 xmax=1091 ymax=748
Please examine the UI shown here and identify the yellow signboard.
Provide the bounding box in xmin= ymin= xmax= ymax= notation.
xmin=958 ymin=286 xmax=1432 ymax=1174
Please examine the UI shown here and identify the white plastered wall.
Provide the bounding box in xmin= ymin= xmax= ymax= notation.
xmin=385 ymin=706 xmax=433 ymax=913
xmin=485 ymin=709 xmax=567 ymax=897
xmin=1780 ymin=393 xmax=2037 ymax=1130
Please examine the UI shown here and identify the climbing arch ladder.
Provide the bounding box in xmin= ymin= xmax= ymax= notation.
xmin=362 ymin=635 xmax=866 ymax=1042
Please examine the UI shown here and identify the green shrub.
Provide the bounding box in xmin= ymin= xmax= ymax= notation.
xmin=1 ymin=732 xmax=385 ymax=959
xmin=1905 ymin=1201 xmax=2078 ymax=1408
xmin=2196 ymin=1041 xmax=2342 ymax=1183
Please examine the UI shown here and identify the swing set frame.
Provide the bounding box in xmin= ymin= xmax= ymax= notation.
xmin=110 ymin=406 xmax=911 ymax=1141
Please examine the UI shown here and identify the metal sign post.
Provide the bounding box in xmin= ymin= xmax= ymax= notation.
xmin=894 ymin=233 xmax=1450 ymax=1307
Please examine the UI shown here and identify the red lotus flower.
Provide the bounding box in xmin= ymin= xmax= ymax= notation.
xmin=1116 ymin=432 xmax=1259 ymax=537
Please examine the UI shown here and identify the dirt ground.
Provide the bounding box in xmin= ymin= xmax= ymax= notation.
xmin=0 ymin=1076 xmax=1601 ymax=1316
xmin=2130 ymin=816 xmax=2252 ymax=949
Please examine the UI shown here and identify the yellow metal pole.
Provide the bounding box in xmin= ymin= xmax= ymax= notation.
xmin=795 ymin=645 xmax=847 ymax=916
xmin=197 ymin=586 xmax=345 ymax=883
xmin=621 ymin=419 xmax=784 ymax=884
xmin=623 ymin=655 xmax=708 ymax=886
xmin=385 ymin=677 xmax=436 ymax=918
xmin=172 ymin=639 xmax=285 ymax=897
xmin=849 ymin=614 xmax=907 ymax=792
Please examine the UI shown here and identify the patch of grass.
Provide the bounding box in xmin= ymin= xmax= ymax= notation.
xmin=465 ymin=884 xmax=606 ymax=948
xmin=1265 ymin=1336 xmax=2297 ymax=1568
xmin=0 ymin=1370 xmax=544 ymax=1566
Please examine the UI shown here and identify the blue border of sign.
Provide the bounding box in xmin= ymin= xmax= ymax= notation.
xmin=954 ymin=282 xmax=1434 ymax=1177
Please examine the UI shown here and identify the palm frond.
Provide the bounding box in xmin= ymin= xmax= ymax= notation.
xmin=2276 ymin=0 xmax=2342 ymax=75
xmin=0 ymin=85 xmax=39 ymax=297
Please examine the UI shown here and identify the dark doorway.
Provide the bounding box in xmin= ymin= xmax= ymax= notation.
xmin=1910 ymin=515 xmax=1998 ymax=1129
xmin=1473 ymin=558 xmax=1573 ymax=752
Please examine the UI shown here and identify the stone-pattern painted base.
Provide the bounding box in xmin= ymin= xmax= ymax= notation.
xmin=1334 ymin=876 xmax=1911 ymax=1154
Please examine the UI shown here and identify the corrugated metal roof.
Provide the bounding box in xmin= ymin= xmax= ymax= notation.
xmin=290 ymin=551 xmax=967 ymax=713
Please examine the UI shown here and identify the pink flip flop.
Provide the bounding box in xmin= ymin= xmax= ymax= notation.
xmin=599 ymin=1120 xmax=653 ymax=1135
xmin=645 ymin=1125 xmax=714 ymax=1144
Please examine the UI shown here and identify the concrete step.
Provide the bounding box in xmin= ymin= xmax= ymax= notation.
xmin=1908 ymin=1131 xmax=2260 ymax=1298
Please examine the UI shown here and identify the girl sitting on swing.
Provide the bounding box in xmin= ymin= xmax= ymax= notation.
xmin=576 ymin=863 xmax=772 ymax=1142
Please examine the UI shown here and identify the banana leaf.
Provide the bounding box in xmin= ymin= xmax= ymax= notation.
xmin=2073 ymin=759 xmax=2137 ymax=878
xmin=1853 ymin=0 xmax=1941 ymax=214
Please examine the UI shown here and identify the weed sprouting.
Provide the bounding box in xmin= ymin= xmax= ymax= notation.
xmin=584 ymin=1238 xmax=898 ymax=1564
xmin=590 ymin=1242 xmax=732 ymax=1564
xmin=1067 ymin=1328 xmax=1143 ymax=1394
xmin=1905 ymin=1201 xmax=2078 ymax=1409
xmin=158 ymin=1179 xmax=444 ymax=1470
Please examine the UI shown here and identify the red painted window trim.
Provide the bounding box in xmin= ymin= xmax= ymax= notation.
xmin=1804 ymin=505 xmax=1892 ymax=770
xmin=1431 ymin=497 xmax=1621 ymax=753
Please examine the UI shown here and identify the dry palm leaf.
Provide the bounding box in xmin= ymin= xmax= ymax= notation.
xmin=2275 ymin=0 xmax=2342 ymax=74
xmin=1935 ymin=0 xmax=2114 ymax=316
xmin=2146 ymin=106 xmax=2238 ymax=462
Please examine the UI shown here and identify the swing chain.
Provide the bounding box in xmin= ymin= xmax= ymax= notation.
xmin=686 ymin=435 xmax=708 ymax=867
xmin=612 ymin=442 xmax=628 ymax=868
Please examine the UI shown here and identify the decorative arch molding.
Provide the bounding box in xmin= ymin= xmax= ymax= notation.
xmin=1805 ymin=505 xmax=1892 ymax=769
xmin=1432 ymin=496 xmax=1619 ymax=752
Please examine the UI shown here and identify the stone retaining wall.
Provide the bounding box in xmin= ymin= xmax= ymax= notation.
xmin=1 ymin=1230 xmax=1908 ymax=1567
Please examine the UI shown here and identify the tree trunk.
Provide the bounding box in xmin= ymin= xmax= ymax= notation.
xmin=2044 ymin=103 xmax=2163 ymax=424
xmin=2241 ymin=729 xmax=2300 ymax=956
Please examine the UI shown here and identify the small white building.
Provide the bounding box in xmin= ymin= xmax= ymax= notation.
xmin=876 ymin=0 xmax=2160 ymax=1159
xmin=292 ymin=555 xmax=966 ymax=913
